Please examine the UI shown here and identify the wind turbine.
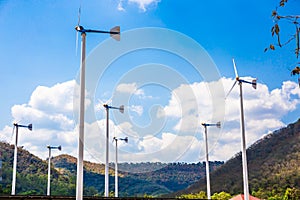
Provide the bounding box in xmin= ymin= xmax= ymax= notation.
xmin=11 ymin=123 xmax=32 ymax=195
xmin=75 ymin=9 xmax=120 ymax=200
xmin=113 ymin=136 xmax=128 ymax=197
xmin=103 ymin=104 xmax=124 ymax=197
xmin=201 ymin=122 xmax=221 ymax=199
xmin=226 ymin=59 xmax=257 ymax=200
xmin=47 ymin=145 xmax=62 ymax=196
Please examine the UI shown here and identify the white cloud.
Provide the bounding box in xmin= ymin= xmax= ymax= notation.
xmin=29 ymin=80 xmax=75 ymax=114
xmin=1 ymin=78 xmax=299 ymax=164
xmin=114 ymin=132 xmax=204 ymax=165
xmin=129 ymin=105 xmax=144 ymax=116
xmin=115 ymin=82 xmax=154 ymax=100
xmin=118 ymin=121 xmax=139 ymax=138
xmin=214 ymin=79 xmax=299 ymax=160
xmin=118 ymin=0 xmax=160 ymax=12
xmin=117 ymin=0 xmax=125 ymax=11
xmin=161 ymin=78 xmax=300 ymax=161
xmin=116 ymin=82 xmax=144 ymax=96
xmin=11 ymin=81 xmax=77 ymax=131
xmin=0 ymin=81 xmax=78 ymax=160
xmin=163 ymin=81 xmax=223 ymax=133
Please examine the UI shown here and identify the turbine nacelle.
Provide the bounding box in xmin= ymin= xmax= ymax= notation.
xmin=240 ymin=78 xmax=257 ymax=89
xmin=75 ymin=25 xmax=84 ymax=32
xmin=201 ymin=122 xmax=221 ymax=128
xmin=104 ymin=104 xmax=124 ymax=113
xmin=113 ymin=137 xmax=128 ymax=143
xmin=14 ymin=123 xmax=33 ymax=131
xmin=47 ymin=145 xmax=62 ymax=151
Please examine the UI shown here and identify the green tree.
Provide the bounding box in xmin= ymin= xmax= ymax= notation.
xmin=211 ymin=191 xmax=232 ymax=200
xmin=178 ymin=191 xmax=207 ymax=199
xmin=283 ymin=188 xmax=300 ymax=200
xmin=143 ymin=193 xmax=154 ymax=198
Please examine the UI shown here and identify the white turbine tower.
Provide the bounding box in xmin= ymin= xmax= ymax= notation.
xmin=47 ymin=145 xmax=61 ymax=196
xmin=103 ymin=104 xmax=124 ymax=197
xmin=74 ymin=8 xmax=120 ymax=199
xmin=11 ymin=123 xmax=32 ymax=195
xmin=113 ymin=136 xmax=128 ymax=197
xmin=226 ymin=59 xmax=257 ymax=200
xmin=201 ymin=122 xmax=221 ymax=199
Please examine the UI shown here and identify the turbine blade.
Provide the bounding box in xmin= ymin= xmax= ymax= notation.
xmin=11 ymin=125 xmax=15 ymax=142
xmin=75 ymin=6 xmax=81 ymax=55
xmin=225 ymin=80 xmax=238 ymax=99
xmin=232 ymin=58 xmax=239 ymax=78
xmin=98 ymin=99 xmax=104 ymax=105
xmin=105 ymin=99 xmax=112 ymax=105
xmin=75 ymin=31 xmax=79 ymax=55
xmin=77 ymin=7 xmax=81 ymax=26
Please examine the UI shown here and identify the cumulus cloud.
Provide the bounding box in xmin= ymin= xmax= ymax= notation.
xmin=130 ymin=105 xmax=144 ymax=116
xmin=0 ymin=78 xmax=299 ymax=163
xmin=29 ymin=81 xmax=73 ymax=113
xmin=116 ymin=82 xmax=144 ymax=96
xmin=117 ymin=0 xmax=160 ymax=12
xmin=210 ymin=79 xmax=300 ymax=160
xmin=161 ymin=78 xmax=300 ymax=161
xmin=163 ymin=81 xmax=223 ymax=133
xmin=11 ymin=81 xmax=76 ymax=131
xmin=117 ymin=0 xmax=125 ymax=11
xmin=0 ymin=81 xmax=78 ymax=159
xmin=115 ymin=82 xmax=153 ymax=100
xmin=128 ymin=0 xmax=160 ymax=12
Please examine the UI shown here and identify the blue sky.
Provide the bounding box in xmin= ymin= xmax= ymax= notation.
xmin=0 ymin=0 xmax=299 ymax=166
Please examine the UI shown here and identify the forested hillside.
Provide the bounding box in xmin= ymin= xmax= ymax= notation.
xmin=3 ymin=119 xmax=298 ymax=198
xmin=0 ymin=142 xmax=76 ymax=195
xmin=52 ymin=154 xmax=223 ymax=196
xmin=0 ymin=143 xmax=223 ymax=197
xmin=174 ymin=118 xmax=300 ymax=199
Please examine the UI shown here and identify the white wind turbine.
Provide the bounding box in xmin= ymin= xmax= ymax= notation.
xmin=74 ymin=7 xmax=120 ymax=199
xmin=226 ymin=59 xmax=257 ymax=200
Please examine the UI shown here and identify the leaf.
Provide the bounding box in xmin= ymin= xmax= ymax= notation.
xmin=271 ymin=26 xmax=275 ymax=36
xmin=264 ymin=47 xmax=269 ymax=52
xmin=291 ymin=66 xmax=300 ymax=75
xmin=280 ymin=0 xmax=288 ymax=7
xmin=270 ymin=44 xmax=275 ymax=50
xmin=275 ymin=24 xmax=280 ymax=35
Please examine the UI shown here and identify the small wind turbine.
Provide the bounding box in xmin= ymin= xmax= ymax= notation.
xmin=47 ymin=145 xmax=62 ymax=196
xmin=11 ymin=123 xmax=32 ymax=195
xmin=74 ymin=8 xmax=120 ymax=200
xmin=201 ymin=122 xmax=221 ymax=199
xmin=113 ymin=136 xmax=128 ymax=197
xmin=226 ymin=59 xmax=257 ymax=200
xmin=103 ymin=104 xmax=124 ymax=197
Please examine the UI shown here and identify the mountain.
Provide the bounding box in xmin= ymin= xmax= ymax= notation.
xmin=1 ymin=118 xmax=299 ymax=198
xmin=52 ymin=154 xmax=223 ymax=196
xmin=0 ymin=142 xmax=223 ymax=196
xmin=52 ymin=154 xmax=173 ymax=196
xmin=172 ymin=118 xmax=300 ymax=199
xmin=0 ymin=142 xmax=76 ymax=195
